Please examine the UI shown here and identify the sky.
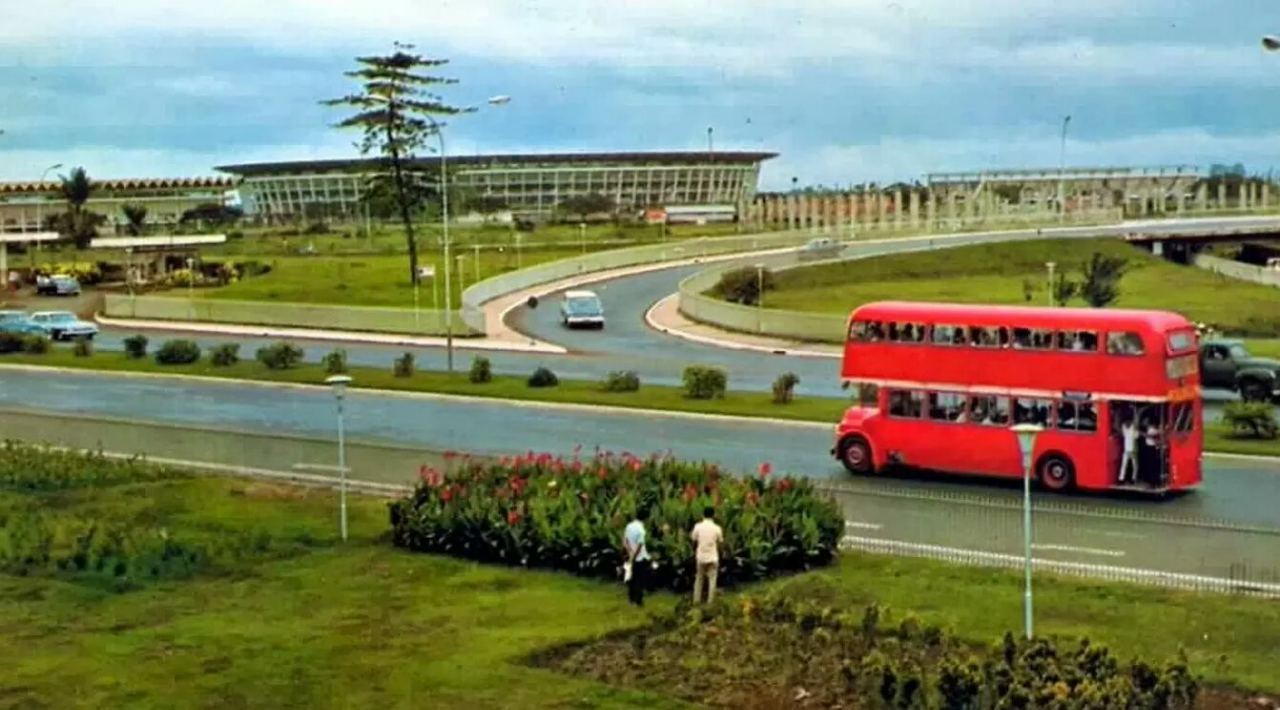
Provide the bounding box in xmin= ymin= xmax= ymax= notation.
xmin=1 ymin=0 xmax=1279 ymax=190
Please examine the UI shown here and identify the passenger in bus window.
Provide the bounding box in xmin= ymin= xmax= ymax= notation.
xmin=991 ymin=397 xmax=1010 ymax=425
xmin=998 ymin=327 xmax=1010 ymax=348
xmin=869 ymin=321 xmax=885 ymax=341
xmin=1079 ymin=403 xmax=1098 ymax=431
xmin=888 ymin=322 xmax=901 ymax=342
xmin=951 ymin=328 xmax=966 ymax=346
xmin=1012 ymin=328 xmax=1031 ymax=349
xmin=1032 ymin=330 xmax=1054 ymax=349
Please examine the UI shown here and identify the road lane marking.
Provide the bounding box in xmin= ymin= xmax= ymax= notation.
xmin=1088 ymin=529 xmax=1149 ymax=540
xmin=845 ymin=521 xmax=884 ymax=531
xmin=1031 ymin=543 xmax=1125 ymax=558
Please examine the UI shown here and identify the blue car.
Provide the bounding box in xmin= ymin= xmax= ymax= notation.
xmin=0 ymin=310 xmax=40 ymax=335
xmin=35 ymin=275 xmax=82 ymax=296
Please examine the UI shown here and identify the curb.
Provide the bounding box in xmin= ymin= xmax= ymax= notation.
xmin=644 ymin=294 xmax=840 ymax=359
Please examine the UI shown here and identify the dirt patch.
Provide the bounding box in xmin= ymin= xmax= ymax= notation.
xmin=227 ymin=482 xmax=310 ymax=501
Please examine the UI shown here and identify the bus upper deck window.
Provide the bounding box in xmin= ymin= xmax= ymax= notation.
xmin=1012 ymin=328 xmax=1054 ymax=350
xmin=1107 ymin=332 xmax=1145 ymax=355
xmin=849 ymin=320 xmax=883 ymax=342
xmin=1056 ymin=330 xmax=1098 ymax=352
xmin=932 ymin=325 xmax=967 ymax=346
xmin=969 ymin=326 xmax=1006 ymax=348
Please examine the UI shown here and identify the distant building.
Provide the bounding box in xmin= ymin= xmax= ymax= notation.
xmin=924 ymin=165 xmax=1207 ymax=213
xmin=0 ymin=177 xmax=235 ymax=234
xmin=216 ymin=151 xmax=777 ymax=223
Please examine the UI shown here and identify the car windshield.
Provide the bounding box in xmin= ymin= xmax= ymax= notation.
xmin=566 ymin=297 xmax=602 ymax=315
xmin=1230 ymin=344 xmax=1251 ymax=359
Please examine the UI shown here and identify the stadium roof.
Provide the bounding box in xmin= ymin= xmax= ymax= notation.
xmin=0 ymin=177 xmax=234 ymax=195
xmin=216 ymin=151 xmax=778 ymax=176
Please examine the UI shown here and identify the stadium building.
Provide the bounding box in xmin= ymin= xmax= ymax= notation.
xmin=215 ymin=151 xmax=776 ymax=223
xmin=0 ymin=177 xmax=236 ymax=233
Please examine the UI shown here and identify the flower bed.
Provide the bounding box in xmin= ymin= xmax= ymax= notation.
xmin=388 ymin=451 xmax=844 ymax=590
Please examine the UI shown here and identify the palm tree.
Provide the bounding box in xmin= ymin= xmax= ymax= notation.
xmin=59 ymin=167 xmax=95 ymax=248
xmin=122 ymin=204 xmax=148 ymax=236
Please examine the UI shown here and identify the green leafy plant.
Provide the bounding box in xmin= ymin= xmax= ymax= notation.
xmin=72 ymin=337 xmax=92 ymax=358
xmin=469 ymin=356 xmax=493 ymax=384
xmin=1223 ymin=401 xmax=1279 ymax=440
xmin=23 ymin=335 xmax=50 ymax=355
xmin=1080 ymin=251 xmax=1129 ymax=308
xmin=772 ymin=372 xmax=800 ymax=404
xmin=712 ymin=265 xmax=775 ymax=306
xmin=602 ymin=370 xmax=640 ymax=392
xmin=390 ymin=452 xmax=844 ymax=591
xmin=256 ymin=341 xmax=304 ymax=370
xmin=122 ymin=334 xmax=149 ymax=359
xmin=393 ymin=352 xmax=415 ymax=378
xmin=322 ymin=348 xmax=348 ymax=375
xmin=528 ymin=366 xmax=559 ymax=388
xmin=155 ymin=339 xmax=201 ymax=365
xmin=0 ymin=333 xmax=24 ymax=354
xmin=683 ymin=365 xmax=727 ymax=399
xmin=209 ymin=343 xmax=241 ymax=367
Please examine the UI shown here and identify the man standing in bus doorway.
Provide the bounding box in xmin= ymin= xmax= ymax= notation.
xmin=1119 ymin=414 xmax=1140 ymax=484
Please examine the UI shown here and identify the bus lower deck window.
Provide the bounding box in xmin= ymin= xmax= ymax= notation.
xmin=1014 ymin=398 xmax=1052 ymax=426
xmin=889 ymin=390 xmax=923 ymax=418
xmin=1056 ymin=401 xmax=1098 ymax=432
xmin=928 ymin=392 xmax=965 ymax=421
xmin=968 ymin=395 xmax=1010 ymax=425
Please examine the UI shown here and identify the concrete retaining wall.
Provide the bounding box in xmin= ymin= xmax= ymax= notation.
xmin=1193 ymin=254 xmax=1280 ymax=289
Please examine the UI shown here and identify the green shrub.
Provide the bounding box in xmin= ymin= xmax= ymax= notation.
xmin=72 ymin=337 xmax=92 ymax=358
xmin=528 ymin=366 xmax=559 ymax=388
xmin=772 ymin=372 xmax=800 ymax=404
xmin=23 ymin=335 xmax=50 ymax=355
xmin=322 ymin=348 xmax=348 ymax=375
xmin=603 ymin=370 xmax=640 ymax=392
xmin=1223 ymin=401 xmax=1278 ymax=439
xmin=256 ymin=341 xmax=304 ymax=370
xmin=393 ymin=352 xmax=415 ymax=378
xmin=155 ymin=339 xmax=201 ymax=365
xmin=683 ymin=365 xmax=727 ymax=399
xmin=210 ymin=343 xmax=241 ymax=367
xmin=711 ymin=265 xmax=775 ymax=305
xmin=122 ymin=334 xmax=148 ymax=359
xmin=0 ymin=332 xmax=24 ymax=354
xmin=0 ymin=441 xmax=182 ymax=491
xmin=469 ymin=356 xmax=493 ymax=384
xmin=390 ymin=452 xmax=844 ymax=591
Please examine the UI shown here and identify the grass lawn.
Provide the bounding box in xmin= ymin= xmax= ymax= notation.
xmin=762 ymin=238 xmax=1280 ymax=337
xmin=4 ymin=348 xmax=1277 ymax=459
xmin=6 ymin=468 xmax=1280 ymax=706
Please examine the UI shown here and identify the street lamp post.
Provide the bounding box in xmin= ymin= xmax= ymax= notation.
xmin=1046 ymin=261 xmax=1056 ymax=307
xmin=754 ymin=262 xmax=765 ymax=332
xmin=473 ymin=243 xmax=480 ymax=283
xmin=185 ymin=256 xmax=196 ymax=300
xmin=579 ymin=222 xmax=586 ymax=255
xmin=1012 ymin=423 xmax=1043 ymax=640
xmin=325 ymin=374 xmax=353 ymax=542
xmin=1058 ymin=116 xmax=1071 ymax=223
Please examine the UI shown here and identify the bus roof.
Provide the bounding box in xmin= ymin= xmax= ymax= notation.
xmin=850 ymin=301 xmax=1192 ymax=332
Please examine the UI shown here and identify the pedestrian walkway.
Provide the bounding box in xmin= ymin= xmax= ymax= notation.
xmin=644 ymin=293 xmax=841 ymax=358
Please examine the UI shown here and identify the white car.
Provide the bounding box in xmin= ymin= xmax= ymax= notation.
xmin=559 ymin=290 xmax=605 ymax=329
xmin=797 ymin=237 xmax=845 ymax=261
xmin=29 ymin=311 xmax=99 ymax=340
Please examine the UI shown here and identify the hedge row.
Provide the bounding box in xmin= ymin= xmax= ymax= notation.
xmin=389 ymin=451 xmax=844 ymax=591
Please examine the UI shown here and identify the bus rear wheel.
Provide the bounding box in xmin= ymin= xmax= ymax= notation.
xmin=1037 ymin=454 xmax=1075 ymax=492
xmin=838 ymin=436 xmax=875 ymax=475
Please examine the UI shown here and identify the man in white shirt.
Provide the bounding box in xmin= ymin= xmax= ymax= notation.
xmin=623 ymin=512 xmax=649 ymax=606
xmin=1119 ymin=418 xmax=1139 ymax=484
xmin=690 ymin=506 xmax=724 ymax=604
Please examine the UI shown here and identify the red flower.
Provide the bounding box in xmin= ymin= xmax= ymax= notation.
xmin=597 ymin=467 xmax=608 ymax=480
xmin=571 ymin=460 xmax=583 ymax=474
xmin=682 ymin=484 xmax=698 ymax=502
xmin=419 ymin=466 xmax=443 ymax=488
xmin=630 ymin=459 xmax=642 ymax=473
xmin=443 ymin=450 xmax=458 ymax=461
xmin=759 ymin=462 xmax=772 ymax=478
xmin=774 ymin=479 xmax=794 ymax=493
xmin=507 ymin=509 xmax=522 ymax=526
xmin=441 ymin=486 xmax=454 ymax=503
xmin=746 ymin=491 xmax=760 ymax=507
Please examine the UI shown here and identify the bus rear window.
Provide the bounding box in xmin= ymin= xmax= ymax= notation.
xmin=1166 ymin=330 xmax=1195 ymax=353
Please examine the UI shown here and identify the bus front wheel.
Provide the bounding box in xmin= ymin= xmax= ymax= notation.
xmin=838 ymin=436 xmax=875 ymax=475
xmin=1036 ymin=454 xmax=1075 ymax=492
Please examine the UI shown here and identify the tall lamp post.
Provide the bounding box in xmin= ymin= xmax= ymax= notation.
xmin=1058 ymin=116 xmax=1071 ymax=223
xmin=431 ymin=95 xmax=510 ymax=372
xmin=754 ymin=262 xmax=765 ymax=332
xmin=1012 ymin=423 xmax=1043 ymax=640
xmin=325 ymin=374 xmax=353 ymax=542
xmin=1045 ymin=261 xmax=1056 ymax=307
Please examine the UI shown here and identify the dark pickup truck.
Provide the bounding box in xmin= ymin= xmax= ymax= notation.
xmin=1200 ymin=339 xmax=1280 ymax=402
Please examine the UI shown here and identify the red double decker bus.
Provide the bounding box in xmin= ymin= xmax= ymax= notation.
xmin=832 ymin=301 xmax=1202 ymax=493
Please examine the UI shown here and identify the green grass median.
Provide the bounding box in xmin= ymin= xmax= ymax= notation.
xmin=4 ymin=457 xmax=1280 ymax=706
xmin=3 ymin=348 xmax=1277 ymax=459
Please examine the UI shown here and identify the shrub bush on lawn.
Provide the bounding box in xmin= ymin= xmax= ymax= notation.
xmin=256 ymin=341 xmax=304 ymax=370
xmin=469 ymin=356 xmax=492 ymax=384
xmin=711 ymin=265 xmax=775 ymax=306
xmin=1223 ymin=401 xmax=1278 ymax=440
xmin=72 ymin=337 xmax=92 ymax=358
xmin=155 ymin=339 xmax=201 ymax=365
xmin=0 ymin=441 xmax=181 ymax=491
xmin=389 ymin=452 xmax=843 ymax=591
xmin=23 ymin=335 xmax=49 ymax=355
xmin=528 ymin=366 xmax=559 ymax=388
xmin=209 ymin=343 xmax=241 ymax=367
xmin=602 ymin=370 xmax=640 ymax=392
xmin=322 ymin=348 xmax=348 ymax=375
xmin=122 ymin=334 xmax=148 ymax=359
xmin=0 ymin=332 xmax=25 ymax=354
xmin=683 ymin=365 xmax=727 ymax=399
xmin=546 ymin=592 xmax=1198 ymax=710
xmin=393 ymin=352 xmax=415 ymax=378
xmin=772 ymin=372 xmax=800 ymax=404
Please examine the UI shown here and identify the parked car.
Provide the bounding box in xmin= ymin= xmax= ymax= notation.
xmin=28 ymin=311 xmax=98 ymax=341
xmin=559 ymin=290 xmax=605 ymax=329
xmin=797 ymin=237 xmax=845 ymax=261
xmin=1200 ymin=338 xmax=1280 ymax=402
xmin=35 ymin=274 xmax=82 ymax=296
xmin=0 ymin=310 xmax=40 ymax=335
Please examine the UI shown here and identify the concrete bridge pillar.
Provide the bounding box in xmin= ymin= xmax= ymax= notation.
xmin=910 ymin=190 xmax=921 ymax=228
xmin=1264 ymin=183 xmax=1272 ymax=210
xmin=1197 ymin=184 xmax=1208 ymax=212
xmin=894 ymin=190 xmax=904 ymax=230
xmin=1241 ymin=184 xmax=1250 ymax=212
xmin=876 ymin=192 xmax=887 ymax=230
xmin=947 ymin=193 xmax=958 ymax=227
xmin=1217 ymin=183 xmax=1227 ymax=211
xmin=786 ymin=195 xmax=797 ymax=230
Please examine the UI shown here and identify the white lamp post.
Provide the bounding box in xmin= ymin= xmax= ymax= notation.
xmin=1012 ymin=422 xmax=1043 ymax=639
xmin=1045 ymin=261 xmax=1056 ymax=307
xmin=1058 ymin=116 xmax=1071 ymax=223
xmin=325 ymin=374 xmax=353 ymax=542
xmin=754 ymin=262 xmax=766 ymax=332
xmin=579 ymin=222 xmax=587 ymax=255
xmin=185 ymin=256 xmax=196 ymax=300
